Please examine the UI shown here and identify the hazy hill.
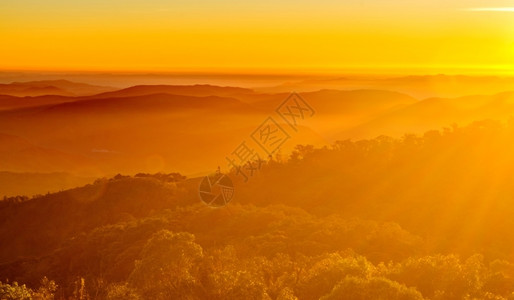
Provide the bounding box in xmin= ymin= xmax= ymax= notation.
xmin=0 ymin=85 xmax=71 ymax=97
xmin=41 ymin=93 xmax=257 ymax=114
xmin=5 ymin=82 xmax=514 ymax=182
xmin=234 ymin=89 xmax=418 ymax=136
xmin=91 ymin=84 xmax=254 ymax=99
xmin=265 ymin=75 xmax=514 ymax=99
xmin=0 ymin=133 xmax=91 ymax=173
xmin=335 ymin=91 xmax=514 ymax=139
xmin=0 ymin=80 xmax=115 ymax=97
xmin=0 ymin=91 xmax=326 ymax=176
xmin=0 ymin=83 xmax=257 ymax=111
xmin=241 ymin=89 xmax=416 ymax=110
xmin=0 ymin=172 xmax=94 ymax=198
xmin=1 ymin=84 xmax=360 ymax=175
xmin=0 ymin=94 xmax=79 ymax=111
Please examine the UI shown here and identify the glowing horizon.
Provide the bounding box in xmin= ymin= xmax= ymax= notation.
xmin=1 ymin=0 xmax=513 ymax=74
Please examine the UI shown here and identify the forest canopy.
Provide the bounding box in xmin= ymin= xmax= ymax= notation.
xmin=1 ymin=120 xmax=514 ymax=299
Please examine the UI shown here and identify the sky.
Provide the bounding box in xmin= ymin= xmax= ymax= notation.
xmin=1 ymin=0 xmax=514 ymax=73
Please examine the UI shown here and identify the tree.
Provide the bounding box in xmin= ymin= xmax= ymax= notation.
xmin=0 ymin=281 xmax=32 ymax=300
xmin=106 ymin=283 xmax=141 ymax=300
xmin=32 ymin=277 xmax=57 ymax=300
xmin=128 ymin=230 xmax=203 ymax=300
xmin=320 ymin=276 xmax=424 ymax=300
xmin=297 ymin=253 xmax=376 ymax=300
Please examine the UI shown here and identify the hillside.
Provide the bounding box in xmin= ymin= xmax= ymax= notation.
xmin=0 ymin=93 xmax=267 ymax=175
xmin=0 ymin=133 xmax=91 ymax=173
xmin=2 ymin=87 xmax=417 ymax=176
xmin=91 ymin=84 xmax=255 ymax=99
xmin=0 ymin=80 xmax=115 ymax=97
xmin=0 ymin=94 xmax=79 ymax=111
xmin=0 ymin=172 xmax=94 ymax=197
xmin=1 ymin=121 xmax=514 ymax=299
xmin=265 ymin=75 xmax=514 ymax=99
xmin=336 ymin=91 xmax=514 ymax=139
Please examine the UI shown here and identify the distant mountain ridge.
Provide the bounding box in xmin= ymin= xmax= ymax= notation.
xmin=2 ymin=79 xmax=514 ymax=179
xmin=90 ymin=84 xmax=255 ymax=99
xmin=265 ymin=74 xmax=514 ymax=99
xmin=335 ymin=91 xmax=514 ymax=139
xmin=0 ymin=132 xmax=90 ymax=173
xmin=0 ymin=80 xmax=115 ymax=97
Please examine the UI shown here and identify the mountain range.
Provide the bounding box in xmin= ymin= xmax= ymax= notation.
xmin=1 ymin=78 xmax=514 ymax=196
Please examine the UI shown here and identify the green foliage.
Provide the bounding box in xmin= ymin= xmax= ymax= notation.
xmin=71 ymin=278 xmax=88 ymax=300
xmin=134 ymin=172 xmax=186 ymax=183
xmin=0 ymin=277 xmax=57 ymax=300
xmin=32 ymin=277 xmax=57 ymax=300
xmin=0 ymin=281 xmax=32 ymax=300
xmin=105 ymin=283 xmax=140 ymax=300
xmin=320 ymin=276 xmax=424 ymax=300
xmin=385 ymin=254 xmax=483 ymax=299
xmin=297 ymin=253 xmax=376 ymax=300
xmin=3 ymin=122 xmax=514 ymax=298
xmin=128 ymin=230 xmax=203 ymax=300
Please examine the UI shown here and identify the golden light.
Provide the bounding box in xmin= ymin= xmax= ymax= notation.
xmin=467 ymin=7 xmax=514 ymax=11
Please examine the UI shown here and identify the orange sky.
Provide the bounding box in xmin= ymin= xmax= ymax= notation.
xmin=1 ymin=0 xmax=513 ymax=73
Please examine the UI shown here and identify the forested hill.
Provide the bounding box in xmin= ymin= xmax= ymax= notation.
xmin=2 ymin=120 xmax=514 ymax=299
